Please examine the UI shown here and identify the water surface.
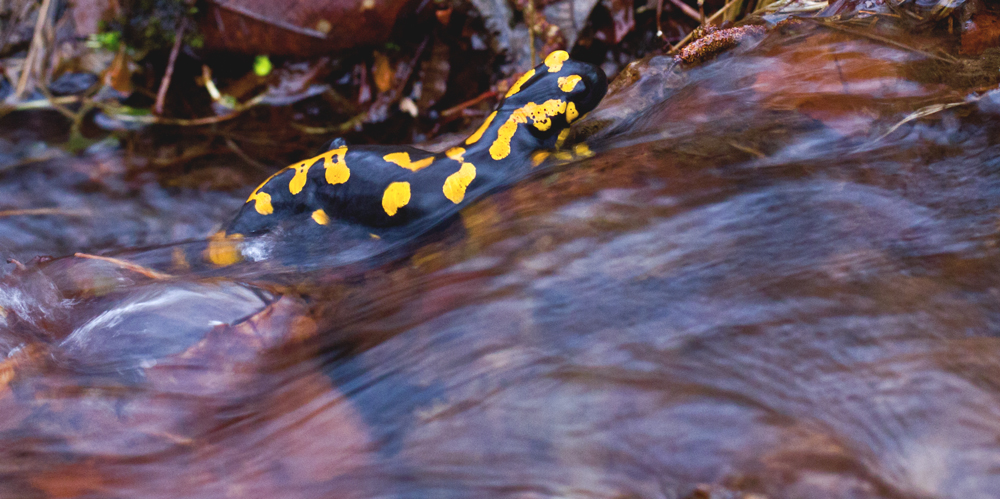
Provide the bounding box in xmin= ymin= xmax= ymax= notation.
xmin=2 ymin=24 xmax=1000 ymax=499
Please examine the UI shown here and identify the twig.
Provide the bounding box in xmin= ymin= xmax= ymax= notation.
xmin=6 ymin=258 xmax=27 ymax=271
xmin=15 ymin=0 xmax=54 ymax=99
xmin=147 ymin=142 xmax=214 ymax=166
xmin=215 ymin=2 xmax=327 ymax=39
xmin=857 ymin=10 xmax=900 ymax=17
xmin=656 ymin=0 xmax=664 ymax=37
xmin=728 ymin=141 xmax=766 ymax=158
xmin=528 ymin=0 xmax=537 ymax=66
xmin=110 ymin=112 xmax=238 ymax=126
xmin=289 ymin=113 xmax=367 ymax=134
xmin=395 ymin=36 xmax=431 ymax=96
xmin=0 ymin=208 xmax=91 ymax=217
xmin=726 ymin=0 xmax=743 ymax=21
xmin=73 ymin=252 xmax=173 ymax=280
xmin=225 ymin=137 xmax=270 ymax=171
xmin=12 ymin=95 xmax=82 ymax=110
xmin=0 ymin=151 xmax=62 ymax=172
xmin=35 ymin=84 xmax=77 ymax=120
xmin=668 ymin=0 xmax=742 ymax=54
xmin=873 ymin=98 xmax=978 ymax=143
xmin=669 ymin=0 xmax=703 ymax=23
xmin=155 ymin=17 xmax=188 ymax=115
xmin=365 ymin=36 xmax=430 ymax=122
xmin=441 ymin=89 xmax=498 ymax=117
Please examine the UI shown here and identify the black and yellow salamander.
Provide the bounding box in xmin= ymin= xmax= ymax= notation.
xmin=225 ymin=51 xmax=607 ymax=239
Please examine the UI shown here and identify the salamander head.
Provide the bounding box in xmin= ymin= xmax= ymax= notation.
xmin=464 ymin=51 xmax=608 ymax=161
xmin=502 ymin=51 xmax=607 ymax=118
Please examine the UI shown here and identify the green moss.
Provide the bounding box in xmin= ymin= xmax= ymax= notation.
xmin=99 ymin=0 xmax=202 ymax=56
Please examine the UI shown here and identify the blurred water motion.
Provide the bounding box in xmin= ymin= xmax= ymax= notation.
xmin=3 ymin=24 xmax=1000 ymax=499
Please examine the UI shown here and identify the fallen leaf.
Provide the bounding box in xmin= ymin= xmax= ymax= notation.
xmin=468 ymin=0 xmax=515 ymax=54
xmin=200 ymin=0 xmax=415 ymax=56
xmin=543 ymin=0 xmax=602 ymax=48
xmin=102 ymin=48 xmax=133 ymax=96
xmin=436 ymin=6 xmax=452 ymax=25
xmin=373 ymin=52 xmax=394 ymax=93
xmin=606 ymin=0 xmax=635 ymax=44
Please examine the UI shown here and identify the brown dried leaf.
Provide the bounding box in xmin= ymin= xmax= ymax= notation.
xmin=436 ymin=6 xmax=453 ymax=25
xmin=373 ymin=52 xmax=394 ymax=93
xmin=607 ymin=0 xmax=635 ymax=44
xmin=543 ymin=0 xmax=602 ymax=48
xmin=102 ymin=48 xmax=133 ymax=96
xmin=468 ymin=0 xmax=515 ymax=54
xmin=200 ymin=0 xmax=415 ymax=56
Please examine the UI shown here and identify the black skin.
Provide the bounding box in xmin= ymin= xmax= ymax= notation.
xmin=226 ymin=53 xmax=608 ymax=238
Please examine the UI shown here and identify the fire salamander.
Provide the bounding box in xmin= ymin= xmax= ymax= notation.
xmin=223 ymin=51 xmax=607 ymax=248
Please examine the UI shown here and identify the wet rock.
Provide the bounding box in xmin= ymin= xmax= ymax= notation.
xmin=60 ymin=281 xmax=274 ymax=375
xmin=962 ymin=9 xmax=1000 ymax=55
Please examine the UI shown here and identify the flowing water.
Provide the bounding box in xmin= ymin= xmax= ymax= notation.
xmin=2 ymin=23 xmax=1000 ymax=499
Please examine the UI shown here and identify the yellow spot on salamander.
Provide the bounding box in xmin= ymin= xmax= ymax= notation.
xmin=312 ymin=209 xmax=330 ymax=225
xmin=443 ymin=163 xmax=476 ymax=203
xmin=505 ymin=69 xmax=535 ymax=98
xmin=206 ymin=232 xmax=244 ymax=267
xmin=527 ymin=99 xmax=567 ymax=131
xmin=383 ymin=152 xmax=434 ymax=171
xmin=246 ymin=167 xmax=285 ymax=211
xmin=558 ymin=75 xmax=582 ymax=92
xmin=566 ymin=102 xmax=579 ymax=123
xmin=574 ymin=143 xmax=594 ymax=158
xmin=288 ymin=159 xmax=313 ymax=195
xmin=555 ymin=129 xmax=571 ymax=149
xmin=280 ymin=146 xmax=350 ymax=192
xmin=554 ymin=151 xmax=574 ymax=161
xmin=465 ymin=111 xmax=496 ymax=145
xmin=489 ymin=99 xmax=567 ymax=160
xmin=445 ymin=147 xmax=466 ymax=162
xmin=324 ymin=146 xmax=350 ymax=185
xmin=250 ymin=191 xmax=273 ymax=215
xmin=491 ymin=117 xmax=522 ymax=160
xmin=544 ymin=50 xmax=569 ymax=72
xmin=531 ymin=151 xmax=550 ymax=167
xmin=382 ymin=182 xmax=411 ymax=216
xmin=370 ymin=233 xmax=381 ymax=239
xmin=245 ymin=146 xmax=348 ymax=215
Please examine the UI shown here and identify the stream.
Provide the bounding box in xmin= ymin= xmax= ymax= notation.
xmin=1 ymin=22 xmax=999 ymax=499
